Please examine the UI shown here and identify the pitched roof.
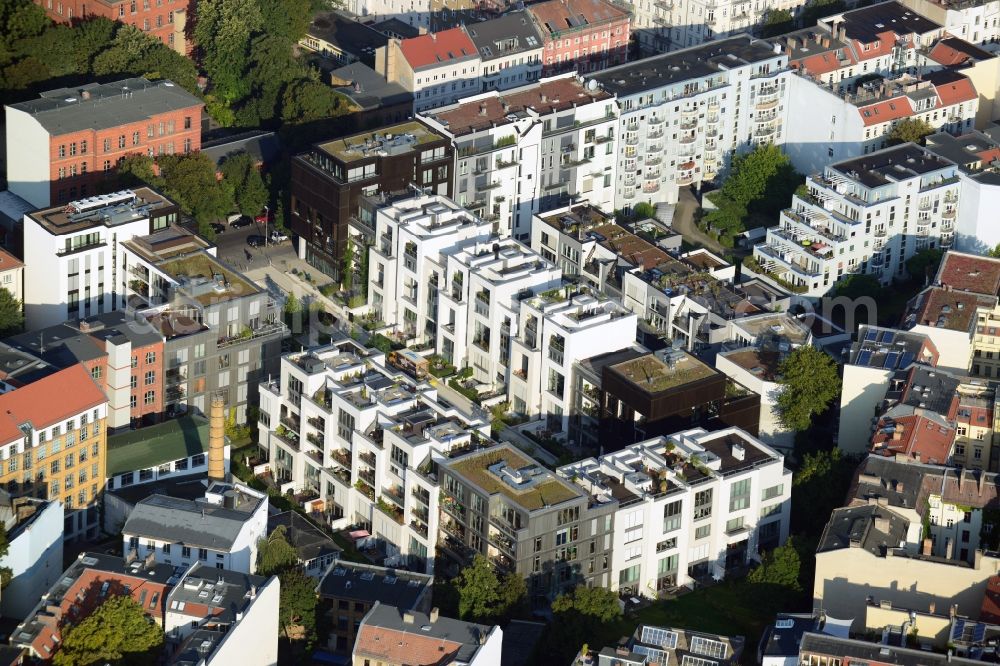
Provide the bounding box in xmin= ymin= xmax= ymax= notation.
xmin=870 ymin=410 xmax=954 ymax=465
xmin=466 ymin=12 xmax=544 ymax=60
xmin=527 ymin=0 xmax=628 ymax=37
xmin=355 ymin=603 xmax=494 ymax=664
xmin=929 ymin=70 xmax=978 ymax=106
xmin=398 ymin=27 xmax=477 ymax=70
xmin=0 ymin=365 xmax=106 ymax=444
xmin=928 ymin=36 xmax=994 ymax=66
xmin=122 ymin=491 xmax=264 ymax=551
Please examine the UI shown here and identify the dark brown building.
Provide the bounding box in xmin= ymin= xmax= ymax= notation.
xmin=317 ymin=561 xmax=432 ymax=655
xmin=289 ymin=120 xmax=453 ymax=280
xmin=580 ymin=348 xmax=760 ymax=449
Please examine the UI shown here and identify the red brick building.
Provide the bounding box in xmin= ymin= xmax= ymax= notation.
xmin=527 ymin=0 xmax=630 ymax=75
xmin=32 ymin=0 xmax=190 ymax=52
xmin=4 ymin=78 xmax=203 ymax=209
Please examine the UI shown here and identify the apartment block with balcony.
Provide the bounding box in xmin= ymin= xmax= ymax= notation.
xmin=560 ymin=426 xmax=790 ymax=596
xmin=440 ymin=238 xmax=561 ymax=390
xmin=289 ymin=120 xmax=453 ymax=281
xmin=419 ymin=74 xmax=618 ymax=240
xmin=257 ymin=339 xmax=493 ymax=573
xmin=754 ymin=144 xmax=961 ymax=297
xmin=0 ymin=365 xmax=108 ymax=541
xmin=365 ymin=193 xmax=493 ymax=347
xmin=121 ymin=227 xmax=285 ymax=422
xmin=22 ymin=187 xmax=181 ymax=330
xmin=588 ymin=36 xmax=791 ymax=210
xmin=507 ymin=291 xmax=637 ymax=448
xmin=437 ymin=442 xmax=616 ymax=600
xmin=527 ymin=0 xmax=630 ymax=75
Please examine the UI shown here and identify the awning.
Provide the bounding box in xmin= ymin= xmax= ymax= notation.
xmin=823 ymin=615 xmax=854 ymax=638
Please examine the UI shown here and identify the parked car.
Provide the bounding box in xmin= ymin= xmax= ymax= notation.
xmin=247 ymin=235 xmax=265 ymax=247
xmin=270 ymin=230 xmax=288 ymax=243
xmin=209 ymin=223 xmax=226 ymax=235
xmin=231 ymin=216 xmax=252 ymax=229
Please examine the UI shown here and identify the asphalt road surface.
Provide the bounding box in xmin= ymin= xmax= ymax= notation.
xmin=211 ymin=219 xmax=297 ymax=274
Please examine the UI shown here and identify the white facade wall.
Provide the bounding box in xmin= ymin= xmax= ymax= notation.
xmin=754 ymin=149 xmax=960 ymax=297
xmin=5 ymin=108 xmax=51 ymax=209
xmin=412 ymin=58 xmax=483 ymax=113
xmin=955 ymin=173 xmax=1000 ymax=254
xmin=909 ymin=323 xmax=972 ymax=373
xmin=23 ymin=212 xmax=151 ymax=330
xmin=714 ymin=353 xmax=789 ymax=450
xmin=468 ymin=625 xmax=504 ymax=665
xmin=0 ymin=501 xmax=64 ymax=620
xmin=837 ymin=363 xmax=893 ymax=455
xmin=559 ymin=427 xmax=792 ymax=598
xmin=202 ymin=576 xmax=280 ymax=666
xmin=347 ymin=0 xmax=430 ymax=31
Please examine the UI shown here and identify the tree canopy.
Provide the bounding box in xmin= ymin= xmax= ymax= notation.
xmin=257 ymin=526 xmax=300 ymax=577
xmin=748 ymin=540 xmax=802 ymax=591
xmin=905 ymin=248 xmax=943 ymax=283
xmin=221 ymin=151 xmax=269 ymax=217
xmin=887 ymin=118 xmax=934 ymax=146
xmin=791 ymin=448 xmax=857 ymax=535
xmin=833 ymin=273 xmax=882 ymax=300
xmin=453 ymin=554 xmax=527 ymax=624
xmin=701 ymin=144 xmax=802 ymax=247
xmin=545 ymin=585 xmax=622 ymax=659
xmin=776 ymin=346 xmax=841 ymax=432
xmin=0 ymin=2 xmax=197 ymax=102
xmin=761 ymin=8 xmax=794 ymax=37
xmin=278 ymin=568 xmax=318 ymax=641
xmin=53 ymin=595 xmax=163 ymax=666
xmin=0 ymin=288 xmax=24 ymax=338
xmin=800 ymin=0 xmax=846 ymax=27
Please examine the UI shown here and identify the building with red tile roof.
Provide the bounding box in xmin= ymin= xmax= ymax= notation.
xmin=0 ymin=364 xmax=109 ymax=540
xmin=353 ymin=603 xmax=502 ymax=666
xmin=935 ymin=251 xmax=1000 ymax=296
xmin=527 ymin=0 xmax=630 ymax=75
xmin=377 ymin=28 xmax=482 ymax=112
xmin=870 ymin=410 xmax=955 ymax=465
xmin=981 ymin=575 xmax=1000 ymax=623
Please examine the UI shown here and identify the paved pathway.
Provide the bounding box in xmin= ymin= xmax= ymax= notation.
xmin=670 ymin=187 xmax=724 ymax=253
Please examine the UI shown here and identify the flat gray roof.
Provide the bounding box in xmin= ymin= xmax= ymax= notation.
xmin=8 ymin=77 xmax=201 ymax=135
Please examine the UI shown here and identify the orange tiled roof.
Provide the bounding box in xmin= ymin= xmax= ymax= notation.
xmin=858 ymin=97 xmax=913 ymax=127
xmin=870 ymin=413 xmax=954 ymax=465
xmin=354 ymin=624 xmax=463 ymax=664
xmin=935 ymin=74 xmax=977 ymax=106
xmin=398 ymin=27 xmax=477 ymax=69
xmin=981 ymin=575 xmax=1000 ymax=623
xmin=0 ymin=365 xmax=105 ymax=445
xmin=528 ymin=0 xmax=628 ymax=37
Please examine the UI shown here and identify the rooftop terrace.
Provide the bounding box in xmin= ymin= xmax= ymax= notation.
xmin=314 ymin=121 xmax=444 ymax=164
xmin=609 ymin=350 xmax=716 ymax=393
xmin=28 ymin=187 xmax=175 ymax=236
xmin=447 ymin=445 xmax=581 ymax=511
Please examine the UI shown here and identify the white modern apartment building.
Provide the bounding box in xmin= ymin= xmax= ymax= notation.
xmin=0 ymin=496 xmax=63 ymax=620
xmin=419 ymin=74 xmax=618 ymax=240
xmin=257 ymin=339 xmax=492 ymax=573
xmin=22 ymin=187 xmax=181 ymax=329
xmin=507 ymin=291 xmax=637 ymax=435
xmin=377 ymin=28 xmax=482 ymax=112
xmin=365 ymin=193 xmax=493 ymax=345
xmin=558 ymin=426 xmax=791 ymax=597
xmin=440 ymin=237 xmax=561 ymax=387
xmin=754 ymin=143 xmax=961 ymax=297
xmin=587 ymin=36 xmax=791 ymax=210
xmin=121 ymin=480 xmax=269 ymax=574
xmin=901 ymin=0 xmax=1000 ymax=47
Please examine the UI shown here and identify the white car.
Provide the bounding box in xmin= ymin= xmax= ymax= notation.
xmin=270 ymin=230 xmax=289 ymax=243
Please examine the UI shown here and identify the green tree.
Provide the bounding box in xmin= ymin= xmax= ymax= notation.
xmin=256 ymin=525 xmax=299 ymax=576
xmin=748 ymin=540 xmax=801 ymax=590
xmin=0 ymin=522 xmax=11 ymax=588
xmin=193 ymin=0 xmax=263 ymax=102
xmin=284 ymin=293 xmax=302 ymax=316
xmin=547 ymin=585 xmax=622 ymax=659
xmin=221 ymin=151 xmax=268 ymax=217
xmin=0 ymin=288 xmax=24 ymax=337
xmin=887 ymin=118 xmax=934 ymax=146
xmin=453 ymin=555 xmax=527 ymax=623
xmin=776 ymin=346 xmax=840 ymax=432
xmin=791 ymin=448 xmax=857 ymax=535
xmin=341 ymin=236 xmax=355 ymax=290
xmin=834 ymin=273 xmax=882 ymax=300
xmin=761 ymin=8 xmax=794 ymax=37
xmin=989 ymin=244 xmax=1000 ymax=258
xmin=277 ymin=569 xmax=318 ymax=640
xmin=281 ymin=79 xmax=343 ymax=124
xmin=906 ymin=248 xmax=943 ymax=283
xmin=157 ymin=153 xmax=233 ymax=224
xmin=53 ymin=595 xmax=163 ymax=666
xmin=631 ymin=202 xmax=657 ymax=220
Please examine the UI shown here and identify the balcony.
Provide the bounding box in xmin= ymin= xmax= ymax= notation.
xmin=359 ymin=451 xmax=376 ymax=466
xmin=942 ymin=208 xmax=956 ymax=219
xmin=410 ymin=519 xmax=429 ymax=538
xmin=217 ymin=320 xmax=287 ymax=350
xmin=679 ymin=133 xmax=696 ymax=144
xmin=473 ymin=336 xmax=490 ymax=352
xmin=376 ymin=497 xmax=404 ymax=524
xmin=625 ymin=135 xmax=639 ymax=146
xmin=331 ymin=449 xmax=351 ymax=469
xmin=383 ymin=484 xmax=405 ymax=507
xmin=306 ymin=432 xmax=324 ymax=449
xmin=874 ymin=227 xmax=887 ymax=237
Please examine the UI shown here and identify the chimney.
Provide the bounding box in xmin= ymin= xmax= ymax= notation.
xmin=838 ymin=24 xmax=847 ymax=41
xmin=731 ymin=441 xmax=745 ymax=461
xmin=479 ymin=102 xmax=488 ymax=116
xmin=929 ymin=601 xmax=936 ymax=614
xmin=208 ymin=394 xmax=226 ymax=482
xmin=430 ymin=607 xmax=440 ymax=623
xmin=922 ymin=537 xmax=933 ymax=556
xmin=787 ymin=37 xmax=798 ymax=49
xmin=403 ymin=612 xmax=416 ymax=624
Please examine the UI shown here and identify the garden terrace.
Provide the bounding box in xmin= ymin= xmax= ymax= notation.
xmin=446 ymin=445 xmax=582 ymax=511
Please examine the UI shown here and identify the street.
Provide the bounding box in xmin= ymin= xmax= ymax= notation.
xmin=210 ymin=219 xmax=299 ymax=275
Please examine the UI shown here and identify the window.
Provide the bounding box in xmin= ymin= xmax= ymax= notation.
xmin=761 ymin=484 xmax=783 ymax=501
xmin=198 ymin=548 xmax=208 ymax=560
xmin=695 ymin=524 xmax=711 ymax=539
xmin=693 ymin=489 xmax=712 ymax=520
xmin=131 ymin=375 xmax=138 ymax=389
xmin=181 ymin=546 xmax=191 ymax=558
xmin=144 ymin=391 xmax=155 ymax=405
xmin=91 ymin=366 xmax=102 ymax=381
xmin=663 ymin=500 xmax=682 ymax=532
xmin=144 ymin=370 xmax=155 ymax=385
xmin=618 ymin=564 xmax=640 ymax=585
xmin=146 ymin=351 xmax=156 ymax=364
xmin=726 ymin=516 xmax=745 ymax=533
xmin=729 ymin=478 xmax=751 ymax=512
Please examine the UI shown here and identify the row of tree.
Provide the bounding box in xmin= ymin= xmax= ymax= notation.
xmin=0 ymin=0 xmax=196 ymax=101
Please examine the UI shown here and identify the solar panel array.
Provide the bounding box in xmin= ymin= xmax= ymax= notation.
xmin=854 ymin=328 xmax=919 ymax=370
xmin=641 ymin=626 xmax=679 ymax=649
xmin=690 ymin=637 xmax=727 ymax=659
